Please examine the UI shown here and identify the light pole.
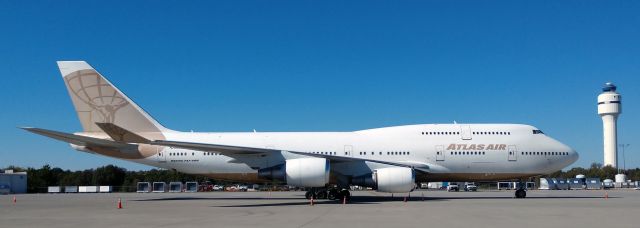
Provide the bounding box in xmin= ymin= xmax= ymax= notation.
xmin=618 ymin=144 xmax=630 ymax=173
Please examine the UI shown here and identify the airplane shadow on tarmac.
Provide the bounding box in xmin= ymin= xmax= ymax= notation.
xmin=132 ymin=194 xmax=616 ymax=207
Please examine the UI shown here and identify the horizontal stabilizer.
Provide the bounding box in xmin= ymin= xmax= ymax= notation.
xmin=20 ymin=127 xmax=127 ymax=148
xmin=94 ymin=122 xmax=150 ymax=143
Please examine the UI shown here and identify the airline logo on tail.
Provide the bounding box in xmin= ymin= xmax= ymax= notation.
xmin=58 ymin=61 xmax=169 ymax=135
xmin=64 ymin=69 xmax=130 ymax=124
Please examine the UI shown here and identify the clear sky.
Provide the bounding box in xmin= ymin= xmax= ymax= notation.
xmin=0 ymin=1 xmax=638 ymax=171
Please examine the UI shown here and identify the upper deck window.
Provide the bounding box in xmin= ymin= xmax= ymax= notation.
xmin=533 ymin=130 xmax=544 ymax=134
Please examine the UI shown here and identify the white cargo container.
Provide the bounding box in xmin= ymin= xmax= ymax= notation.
xmin=79 ymin=186 xmax=98 ymax=193
xmin=65 ymin=186 xmax=78 ymax=193
xmin=185 ymin=182 xmax=198 ymax=192
xmin=86 ymin=186 xmax=98 ymax=193
xmin=169 ymin=182 xmax=183 ymax=192
xmin=48 ymin=186 xmax=61 ymax=193
xmin=99 ymin=186 xmax=112 ymax=193
xmin=137 ymin=182 xmax=151 ymax=193
xmin=152 ymin=182 xmax=166 ymax=193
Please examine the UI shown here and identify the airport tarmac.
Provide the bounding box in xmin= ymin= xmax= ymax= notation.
xmin=1 ymin=190 xmax=638 ymax=228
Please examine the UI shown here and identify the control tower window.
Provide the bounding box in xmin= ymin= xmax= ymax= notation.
xmin=533 ymin=130 xmax=544 ymax=134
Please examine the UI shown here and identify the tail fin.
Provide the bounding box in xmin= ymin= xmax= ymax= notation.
xmin=57 ymin=61 xmax=170 ymax=135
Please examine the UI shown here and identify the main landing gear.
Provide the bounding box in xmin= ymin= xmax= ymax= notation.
xmin=515 ymin=189 xmax=526 ymax=198
xmin=305 ymin=187 xmax=351 ymax=202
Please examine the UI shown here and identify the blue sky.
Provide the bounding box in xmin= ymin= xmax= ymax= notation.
xmin=1 ymin=1 xmax=638 ymax=171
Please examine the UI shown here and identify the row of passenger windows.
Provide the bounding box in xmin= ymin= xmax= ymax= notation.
xmin=169 ymin=152 xmax=193 ymax=156
xmin=311 ymin=151 xmax=336 ymax=155
xmin=358 ymin=151 xmax=411 ymax=155
xmin=422 ymin=132 xmax=459 ymax=135
xmin=164 ymin=152 xmax=220 ymax=156
xmin=522 ymin=151 xmax=569 ymax=156
xmin=450 ymin=151 xmax=485 ymax=155
xmin=473 ymin=131 xmax=510 ymax=135
xmin=421 ymin=131 xmax=511 ymax=135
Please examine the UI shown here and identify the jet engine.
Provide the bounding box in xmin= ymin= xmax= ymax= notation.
xmin=372 ymin=167 xmax=415 ymax=193
xmin=258 ymin=158 xmax=329 ymax=187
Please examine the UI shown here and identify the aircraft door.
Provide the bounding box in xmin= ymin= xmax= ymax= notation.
xmin=436 ymin=145 xmax=445 ymax=161
xmin=508 ymin=145 xmax=517 ymax=161
xmin=344 ymin=145 xmax=353 ymax=157
xmin=157 ymin=147 xmax=167 ymax=163
xmin=460 ymin=125 xmax=472 ymax=140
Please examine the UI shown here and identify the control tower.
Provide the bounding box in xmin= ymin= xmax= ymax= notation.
xmin=597 ymin=82 xmax=622 ymax=168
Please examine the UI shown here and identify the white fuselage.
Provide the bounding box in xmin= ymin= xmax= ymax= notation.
xmin=126 ymin=123 xmax=578 ymax=182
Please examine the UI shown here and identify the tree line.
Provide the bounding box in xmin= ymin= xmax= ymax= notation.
xmin=4 ymin=163 xmax=640 ymax=193
xmin=544 ymin=163 xmax=640 ymax=181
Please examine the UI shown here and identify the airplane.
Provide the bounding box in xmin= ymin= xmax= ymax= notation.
xmin=23 ymin=61 xmax=578 ymax=200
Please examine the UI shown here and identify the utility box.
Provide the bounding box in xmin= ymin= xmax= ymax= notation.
xmin=586 ymin=178 xmax=601 ymax=190
xmin=556 ymin=178 xmax=569 ymax=190
xmin=568 ymin=178 xmax=584 ymax=189
xmin=185 ymin=182 xmax=198 ymax=192
xmin=65 ymin=186 xmax=78 ymax=193
xmin=169 ymin=182 xmax=183 ymax=192
xmin=152 ymin=182 xmax=166 ymax=193
xmin=48 ymin=186 xmax=61 ymax=193
xmin=137 ymin=182 xmax=151 ymax=193
xmin=99 ymin=186 xmax=112 ymax=193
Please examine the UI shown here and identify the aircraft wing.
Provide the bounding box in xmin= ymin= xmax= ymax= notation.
xmin=151 ymin=140 xmax=273 ymax=155
xmin=21 ymin=127 xmax=129 ymax=148
xmin=151 ymin=140 xmax=430 ymax=172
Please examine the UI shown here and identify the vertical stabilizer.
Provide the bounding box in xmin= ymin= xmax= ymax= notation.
xmin=57 ymin=61 xmax=170 ymax=135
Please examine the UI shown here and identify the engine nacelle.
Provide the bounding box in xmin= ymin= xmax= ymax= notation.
xmin=258 ymin=158 xmax=330 ymax=187
xmin=373 ymin=167 xmax=415 ymax=193
xmin=286 ymin=158 xmax=330 ymax=187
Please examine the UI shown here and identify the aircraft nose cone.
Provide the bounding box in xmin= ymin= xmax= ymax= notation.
xmin=570 ymin=149 xmax=579 ymax=164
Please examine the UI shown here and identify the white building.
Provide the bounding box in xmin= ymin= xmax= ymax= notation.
xmin=0 ymin=170 xmax=27 ymax=194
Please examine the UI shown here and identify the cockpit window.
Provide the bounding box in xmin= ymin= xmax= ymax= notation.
xmin=533 ymin=130 xmax=544 ymax=134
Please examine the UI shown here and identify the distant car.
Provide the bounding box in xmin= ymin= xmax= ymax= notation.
xmin=602 ymin=180 xmax=614 ymax=189
xmin=213 ymin=185 xmax=224 ymax=191
xmin=464 ymin=183 xmax=478 ymax=192
xmin=635 ymin=187 xmax=640 ymax=190
xmin=235 ymin=185 xmax=248 ymax=192
xmin=447 ymin=184 xmax=459 ymax=192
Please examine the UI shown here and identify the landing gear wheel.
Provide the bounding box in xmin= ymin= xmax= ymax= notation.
xmin=316 ymin=190 xmax=328 ymax=199
xmin=327 ymin=189 xmax=338 ymax=200
xmin=305 ymin=191 xmax=316 ymax=200
xmin=515 ymin=189 xmax=526 ymax=198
